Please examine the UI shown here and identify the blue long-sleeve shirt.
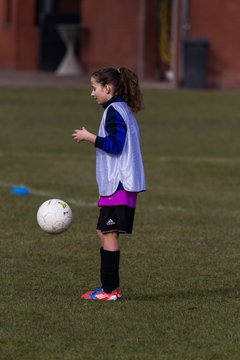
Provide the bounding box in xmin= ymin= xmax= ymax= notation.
xmin=95 ymin=96 xmax=127 ymax=155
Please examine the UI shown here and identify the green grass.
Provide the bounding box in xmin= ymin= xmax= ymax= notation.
xmin=0 ymin=88 xmax=240 ymax=359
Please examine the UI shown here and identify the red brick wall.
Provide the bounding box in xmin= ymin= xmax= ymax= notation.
xmin=0 ymin=0 xmax=15 ymax=67
xmin=188 ymin=0 xmax=240 ymax=88
xmin=81 ymin=0 xmax=141 ymax=75
xmin=143 ymin=0 xmax=158 ymax=79
xmin=2 ymin=0 xmax=240 ymax=89
xmin=0 ymin=0 xmax=38 ymax=69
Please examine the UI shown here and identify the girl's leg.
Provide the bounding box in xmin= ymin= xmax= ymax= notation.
xmin=96 ymin=230 xmax=119 ymax=251
xmin=96 ymin=230 xmax=120 ymax=293
xmin=96 ymin=229 xmax=104 ymax=248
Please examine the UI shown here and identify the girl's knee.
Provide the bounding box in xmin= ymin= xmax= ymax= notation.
xmin=102 ymin=232 xmax=119 ymax=251
xmin=96 ymin=229 xmax=102 ymax=239
xmin=96 ymin=229 xmax=104 ymax=247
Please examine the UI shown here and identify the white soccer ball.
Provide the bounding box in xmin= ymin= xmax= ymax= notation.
xmin=37 ymin=199 xmax=72 ymax=234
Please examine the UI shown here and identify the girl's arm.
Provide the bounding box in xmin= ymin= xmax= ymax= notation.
xmin=72 ymin=107 xmax=126 ymax=154
xmin=95 ymin=106 xmax=127 ymax=154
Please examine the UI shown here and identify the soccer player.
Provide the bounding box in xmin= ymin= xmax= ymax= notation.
xmin=72 ymin=67 xmax=146 ymax=300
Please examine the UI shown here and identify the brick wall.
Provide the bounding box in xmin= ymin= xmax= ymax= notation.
xmin=0 ymin=0 xmax=38 ymax=69
xmin=143 ymin=0 xmax=158 ymax=79
xmin=188 ymin=0 xmax=240 ymax=88
xmin=81 ymin=0 xmax=141 ymax=75
xmin=1 ymin=0 xmax=240 ymax=89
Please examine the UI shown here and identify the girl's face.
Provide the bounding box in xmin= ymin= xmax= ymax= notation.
xmin=90 ymin=76 xmax=114 ymax=105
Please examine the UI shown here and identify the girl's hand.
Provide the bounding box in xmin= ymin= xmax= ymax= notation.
xmin=72 ymin=127 xmax=88 ymax=142
xmin=72 ymin=127 xmax=97 ymax=144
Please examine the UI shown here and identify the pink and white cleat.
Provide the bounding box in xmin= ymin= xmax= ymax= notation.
xmin=81 ymin=287 xmax=122 ymax=301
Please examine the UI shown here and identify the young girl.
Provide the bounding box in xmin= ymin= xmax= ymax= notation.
xmin=72 ymin=67 xmax=146 ymax=301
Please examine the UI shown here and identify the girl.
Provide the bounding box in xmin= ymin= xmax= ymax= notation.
xmin=72 ymin=67 xmax=146 ymax=300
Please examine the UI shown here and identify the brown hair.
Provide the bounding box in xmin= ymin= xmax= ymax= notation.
xmin=91 ymin=67 xmax=143 ymax=112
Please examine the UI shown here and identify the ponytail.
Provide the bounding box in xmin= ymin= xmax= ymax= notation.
xmin=91 ymin=67 xmax=143 ymax=112
xmin=118 ymin=67 xmax=143 ymax=112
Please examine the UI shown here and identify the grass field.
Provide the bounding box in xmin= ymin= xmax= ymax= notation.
xmin=0 ymin=87 xmax=240 ymax=359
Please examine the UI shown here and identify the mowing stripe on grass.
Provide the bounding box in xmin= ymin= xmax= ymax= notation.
xmin=0 ymin=181 xmax=96 ymax=207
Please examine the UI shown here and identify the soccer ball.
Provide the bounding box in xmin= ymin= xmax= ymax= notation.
xmin=37 ymin=199 xmax=72 ymax=234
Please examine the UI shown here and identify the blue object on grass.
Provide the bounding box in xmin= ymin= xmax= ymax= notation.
xmin=10 ymin=186 xmax=30 ymax=195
